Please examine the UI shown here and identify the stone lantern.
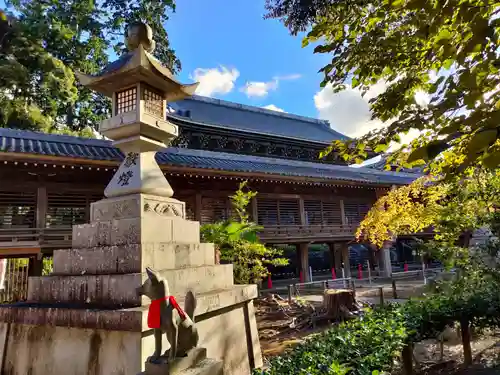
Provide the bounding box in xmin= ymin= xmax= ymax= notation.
xmin=0 ymin=22 xmax=262 ymax=375
xmin=76 ymin=22 xmax=198 ymax=199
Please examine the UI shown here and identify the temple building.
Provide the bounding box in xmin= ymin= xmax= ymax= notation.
xmin=0 ymin=95 xmax=419 ymax=284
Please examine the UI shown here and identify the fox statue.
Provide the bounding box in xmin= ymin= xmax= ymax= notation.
xmin=136 ymin=267 xmax=199 ymax=363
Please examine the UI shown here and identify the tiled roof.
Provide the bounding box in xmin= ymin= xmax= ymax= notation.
xmin=0 ymin=128 xmax=418 ymax=186
xmin=168 ymin=95 xmax=349 ymax=144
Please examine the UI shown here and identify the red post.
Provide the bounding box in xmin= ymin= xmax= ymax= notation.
xmin=358 ymin=264 xmax=362 ymax=280
xmin=331 ymin=268 xmax=337 ymax=280
xmin=299 ymin=271 xmax=304 ymax=283
xmin=404 ymin=263 xmax=409 ymax=272
xmin=267 ymin=275 xmax=272 ymax=289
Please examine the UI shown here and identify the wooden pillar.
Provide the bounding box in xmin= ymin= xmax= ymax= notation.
xmin=194 ymin=192 xmax=202 ymax=222
xmin=341 ymin=242 xmax=351 ymax=277
xmin=36 ymin=186 xmax=47 ymax=229
xmin=28 ymin=254 xmax=44 ymax=277
xmin=251 ymin=197 xmax=258 ymax=223
xmin=340 ymin=199 xmax=346 ymax=226
xmin=299 ymin=243 xmax=310 ymax=282
xmin=299 ymin=197 xmax=306 ymax=225
xmin=327 ymin=243 xmax=336 ymax=269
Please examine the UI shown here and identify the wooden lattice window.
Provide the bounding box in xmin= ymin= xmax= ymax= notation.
xmin=257 ymin=199 xmax=278 ymax=226
xmin=143 ymin=87 xmax=163 ymax=117
xmin=343 ymin=199 xmax=374 ymax=225
xmin=116 ymin=87 xmax=137 ymax=114
xmin=304 ymin=200 xmax=322 ymax=225
xmin=322 ymin=201 xmax=342 ymax=226
xmin=0 ymin=190 xmax=36 ymax=228
xmin=200 ymin=197 xmax=231 ymax=225
xmin=46 ymin=191 xmax=88 ymax=228
xmin=257 ymin=198 xmax=300 ymax=226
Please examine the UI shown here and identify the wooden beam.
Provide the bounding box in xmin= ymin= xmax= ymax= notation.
xmin=0 ymin=247 xmax=41 ymax=257
xmin=340 ymin=199 xmax=347 ymax=226
xmin=194 ymin=192 xmax=202 ymax=222
xmin=36 ymin=186 xmax=47 ymax=229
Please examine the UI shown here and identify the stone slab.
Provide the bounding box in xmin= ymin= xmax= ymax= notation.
xmin=53 ymin=243 xmax=215 ymax=275
xmin=141 ymin=357 xmax=223 ymax=375
xmin=143 ymin=347 xmax=207 ymax=375
xmin=90 ymin=194 xmax=186 ymax=222
xmin=27 ymin=265 xmax=234 ymax=307
xmin=72 ymin=216 xmax=200 ymax=248
xmin=0 ymin=285 xmax=258 ymax=331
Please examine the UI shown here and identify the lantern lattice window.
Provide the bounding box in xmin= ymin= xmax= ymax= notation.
xmin=116 ymin=87 xmax=137 ymax=114
xmin=144 ymin=88 xmax=163 ymax=117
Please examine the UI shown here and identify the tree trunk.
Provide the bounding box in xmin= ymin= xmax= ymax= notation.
xmin=460 ymin=318 xmax=472 ymax=366
xmin=322 ymin=289 xmax=356 ymax=321
xmin=402 ymin=343 xmax=414 ymax=375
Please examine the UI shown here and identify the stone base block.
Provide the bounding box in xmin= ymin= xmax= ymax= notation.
xmin=141 ymin=357 xmax=223 ymax=375
xmin=143 ymin=347 xmax=208 ymax=375
xmin=72 ymin=216 xmax=200 ymax=248
xmin=0 ymin=289 xmax=262 ymax=375
xmin=53 ymin=242 xmax=215 ymax=275
xmin=27 ymin=265 xmax=234 ymax=307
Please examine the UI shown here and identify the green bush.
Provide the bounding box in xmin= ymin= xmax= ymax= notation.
xmin=258 ymin=306 xmax=407 ymax=375
xmin=259 ymin=261 xmax=500 ymax=375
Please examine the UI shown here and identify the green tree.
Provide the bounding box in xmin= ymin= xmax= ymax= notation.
xmin=3 ymin=0 xmax=180 ymax=132
xmin=0 ymin=9 xmax=80 ymax=134
xmin=200 ymin=181 xmax=288 ymax=284
xmin=265 ymin=0 xmax=500 ymax=178
xmin=357 ymin=169 xmax=500 ymax=266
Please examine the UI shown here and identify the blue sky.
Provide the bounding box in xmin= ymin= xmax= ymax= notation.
xmin=167 ymin=0 xmax=329 ymax=119
xmin=166 ymin=0 xmax=393 ymax=139
xmin=2 ymin=0 xmax=398 ymax=139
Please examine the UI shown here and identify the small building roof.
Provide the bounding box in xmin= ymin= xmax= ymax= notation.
xmin=168 ymin=95 xmax=349 ymax=144
xmin=0 ymin=128 xmax=418 ymax=186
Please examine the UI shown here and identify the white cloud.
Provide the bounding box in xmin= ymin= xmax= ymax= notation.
xmin=241 ymin=80 xmax=278 ymax=98
xmin=274 ymin=74 xmax=302 ymax=81
xmin=314 ymin=81 xmax=387 ymax=138
xmin=240 ymin=73 xmax=301 ymax=98
xmin=190 ymin=66 xmax=240 ymax=97
xmin=314 ymin=82 xmax=429 ymax=141
xmin=263 ymin=104 xmax=286 ymax=113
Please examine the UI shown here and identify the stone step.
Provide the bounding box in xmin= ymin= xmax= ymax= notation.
xmin=27 ymin=265 xmax=234 ymax=307
xmin=52 ymin=242 xmax=215 ymax=275
xmin=72 ymin=215 xmax=200 ymax=249
xmin=0 ymin=285 xmax=258 ymax=332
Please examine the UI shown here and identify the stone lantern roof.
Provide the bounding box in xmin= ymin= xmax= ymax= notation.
xmin=75 ymin=22 xmax=198 ymax=101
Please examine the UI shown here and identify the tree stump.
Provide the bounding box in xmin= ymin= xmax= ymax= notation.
xmin=322 ymin=289 xmax=356 ymax=320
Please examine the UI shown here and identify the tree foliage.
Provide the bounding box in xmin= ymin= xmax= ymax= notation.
xmin=200 ymin=181 xmax=288 ymax=284
xmin=265 ymin=0 xmax=500 ymax=178
xmin=357 ymin=169 xmax=500 ymax=267
xmin=1 ymin=0 xmax=180 ymax=133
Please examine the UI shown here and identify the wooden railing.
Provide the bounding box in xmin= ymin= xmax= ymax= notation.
xmin=0 ymin=223 xmax=358 ymax=250
xmin=0 ymin=227 xmax=72 ymax=248
xmin=260 ymin=224 xmax=358 ymax=242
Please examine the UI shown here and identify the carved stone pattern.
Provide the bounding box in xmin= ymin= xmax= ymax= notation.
xmin=172 ymin=133 xmax=190 ymax=149
xmin=267 ymin=144 xmax=276 ymax=154
xmin=118 ymin=170 xmax=134 ymax=186
xmin=92 ymin=199 xmax=141 ymax=221
xmin=281 ymin=146 xmax=292 ymax=157
xmin=217 ymin=137 xmax=228 ymax=149
xmin=199 ymin=134 xmax=210 ymax=148
xmin=249 ymin=142 xmax=260 ymax=153
xmin=143 ymin=202 xmax=184 ymax=218
xmin=232 ymin=138 xmax=245 ymax=151
xmin=124 ymin=152 xmax=139 ymax=168
xmin=294 ymin=148 xmax=304 ymax=159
